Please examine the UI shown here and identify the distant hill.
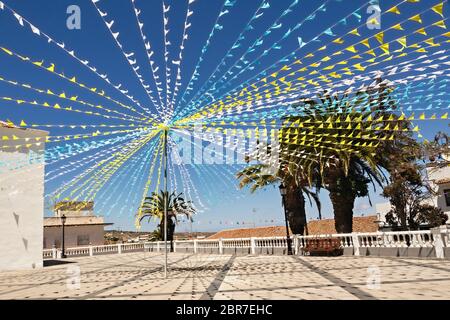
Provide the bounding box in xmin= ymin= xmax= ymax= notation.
xmin=105 ymin=230 xmax=215 ymax=244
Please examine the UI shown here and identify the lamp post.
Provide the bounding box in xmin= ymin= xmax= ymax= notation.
xmin=61 ymin=214 xmax=67 ymax=258
xmin=279 ymin=183 xmax=293 ymax=255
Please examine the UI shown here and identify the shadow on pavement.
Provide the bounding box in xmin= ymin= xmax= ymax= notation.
xmin=43 ymin=260 xmax=76 ymax=267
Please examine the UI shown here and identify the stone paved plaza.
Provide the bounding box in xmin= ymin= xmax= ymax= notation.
xmin=0 ymin=252 xmax=449 ymax=300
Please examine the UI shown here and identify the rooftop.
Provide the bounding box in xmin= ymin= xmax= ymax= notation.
xmin=207 ymin=216 xmax=378 ymax=239
xmin=44 ymin=216 xmax=113 ymax=227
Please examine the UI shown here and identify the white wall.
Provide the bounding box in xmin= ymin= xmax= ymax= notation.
xmin=0 ymin=126 xmax=47 ymax=270
xmin=44 ymin=225 xmax=105 ymax=249
xmin=427 ymin=166 xmax=450 ymax=222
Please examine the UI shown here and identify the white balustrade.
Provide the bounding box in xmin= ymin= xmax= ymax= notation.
xmin=42 ymin=229 xmax=446 ymax=260
xmin=43 ymin=249 xmax=53 ymax=259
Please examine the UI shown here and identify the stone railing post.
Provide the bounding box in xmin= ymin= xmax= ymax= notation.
xmin=156 ymin=241 xmax=160 ymax=252
xmin=351 ymin=233 xmax=360 ymax=256
xmin=52 ymin=245 xmax=57 ymax=259
xmin=173 ymin=241 xmax=177 ymax=253
xmin=431 ymin=226 xmax=447 ymax=259
xmin=193 ymin=239 xmax=198 ymax=254
xmin=118 ymin=243 xmax=122 ymax=254
xmin=89 ymin=244 xmax=93 ymax=257
xmin=250 ymin=237 xmax=256 ymax=255
xmin=219 ymin=238 xmax=223 ymax=254
xmin=293 ymin=235 xmax=299 ymax=255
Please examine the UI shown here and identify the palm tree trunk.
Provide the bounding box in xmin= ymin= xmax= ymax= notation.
xmin=168 ymin=220 xmax=175 ymax=252
xmin=329 ymin=190 xmax=355 ymax=233
xmin=284 ymin=185 xmax=307 ymax=235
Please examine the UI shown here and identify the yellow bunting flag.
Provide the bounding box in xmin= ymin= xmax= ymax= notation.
xmin=375 ymin=32 xmax=384 ymax=44
xmin=380 ymin=43 xmax=390 ymax=55
xmin=386 ymin=6 xmax=400 ymax=14
xmin=432 ymin=3 xmax=444 ymax=17
xmin=433 ymin=20 xmax=446 ymax=29
xmin=409 ymin=14 xmax=422 ymax=24
xmin=415 ymin=27 xmax=427 ymax=35
xmin=392 ymin=23 xmax=404 ymax=31
xmin=396 ymin=36 xmax=407 ymax=48
xmin=349 ymin=28 xmax=360 ymax=36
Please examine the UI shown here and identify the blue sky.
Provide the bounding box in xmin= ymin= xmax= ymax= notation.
xmin=0 ymin=0 xmax=448 ymax=232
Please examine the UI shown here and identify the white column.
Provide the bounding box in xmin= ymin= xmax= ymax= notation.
xmin=118 ymin=243 xmax=122 ymax=254
xmin=219 ymin=238 xmax=223 ymax=254
xmin=157 ymin=241 xmax=160 ymax=252
xmin=173 ymin=241 xmax=177 ymax=253
xmin=89 ymin=245 xmax=93 ymax=257
xmin=352 ymin=233 xmax=361 ymax=256
xmin=431 ymin=226 xmax=446 ymax=259
xmin=52 ymin=246 xmax=57 ymax=259
xmin=250 ymin=237 xmax=256 ymax=255
xmin=193 ymin=240 xmax=198 ymax=254
xmin=293 ymin=235 xmax=299 ymax=255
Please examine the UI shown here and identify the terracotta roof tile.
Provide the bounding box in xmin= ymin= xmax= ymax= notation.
xmin=207 ymin=216 xmax=378 ymax=239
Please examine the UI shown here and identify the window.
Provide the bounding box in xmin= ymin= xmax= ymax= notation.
xmin=444 ymin=189 xmax=450 ymax=207
xmin=77 ymin=235 xmax=90 ymax=246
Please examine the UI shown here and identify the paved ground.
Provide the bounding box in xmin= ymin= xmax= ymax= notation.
xmin=0 ymin=252 xmax=449 ymax=300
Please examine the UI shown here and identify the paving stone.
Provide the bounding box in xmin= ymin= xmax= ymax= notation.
xmin=0 ymin=252 xmax=449 ymax=299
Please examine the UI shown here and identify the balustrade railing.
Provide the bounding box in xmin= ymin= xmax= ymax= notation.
xmin=43 ymin=228 xmax=449 ymax=260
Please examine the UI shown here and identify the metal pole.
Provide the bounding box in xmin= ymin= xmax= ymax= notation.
xmin=61 ymin=218 xmax=66 ymax=258
xmin=163 ymin=129 xmax=168 ymax=278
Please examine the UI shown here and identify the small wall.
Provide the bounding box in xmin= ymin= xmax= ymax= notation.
xmin=444 ymin=247 xmax=450 ymax=260
xmin=223 ymin=247 xmax=251 ymax=255
xmin=196 ymin=247 xmax=220 ymax=254
xmin=358 ymin=247 xmax=436 ymax=258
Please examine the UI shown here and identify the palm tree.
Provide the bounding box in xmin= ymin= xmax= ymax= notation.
xmin=284 ymin=89 xmax=390 ymax=233
xmin=137 ymin=190 xmax=195 ymax=251
xmin=236 ymin=163 xmax=321 ymax=235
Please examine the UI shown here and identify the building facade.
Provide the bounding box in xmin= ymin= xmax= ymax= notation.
xmin=426 ymin=163 xmax=450 ymax=219
xmin=43 ymin=201 xmax=113 ymax=249
xmin=0 ymin=121 xmax=48 ymax=270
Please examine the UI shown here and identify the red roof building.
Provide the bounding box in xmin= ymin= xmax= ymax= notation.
xmin=207 ymin=216 xmax=379 ymax=239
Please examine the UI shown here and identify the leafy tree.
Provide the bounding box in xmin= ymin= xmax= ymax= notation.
xmin=423 ymin=131 xmax=449 ymax=166
xmin=383 ymin=162 xmax=448 ymax=230
xmin=137 ymin=191 xmax=195 ymax=251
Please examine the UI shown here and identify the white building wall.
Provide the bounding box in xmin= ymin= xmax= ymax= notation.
xmin=44 ymin=225 xmax=105 ymax=249
xmin=427 ymin=165 xmax=450 ymax=222
xmin=0 ymin=126 xmax=47 ymax=270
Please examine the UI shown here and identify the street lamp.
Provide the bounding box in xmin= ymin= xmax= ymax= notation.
xmin=61 ymin=214 xmax=67 ymax=258
xmin=279 ymin=183 xmax=293 ymax=255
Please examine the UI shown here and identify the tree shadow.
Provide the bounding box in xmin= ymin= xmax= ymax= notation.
xmin=43 ymin=260 xmax=76 ymax=267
